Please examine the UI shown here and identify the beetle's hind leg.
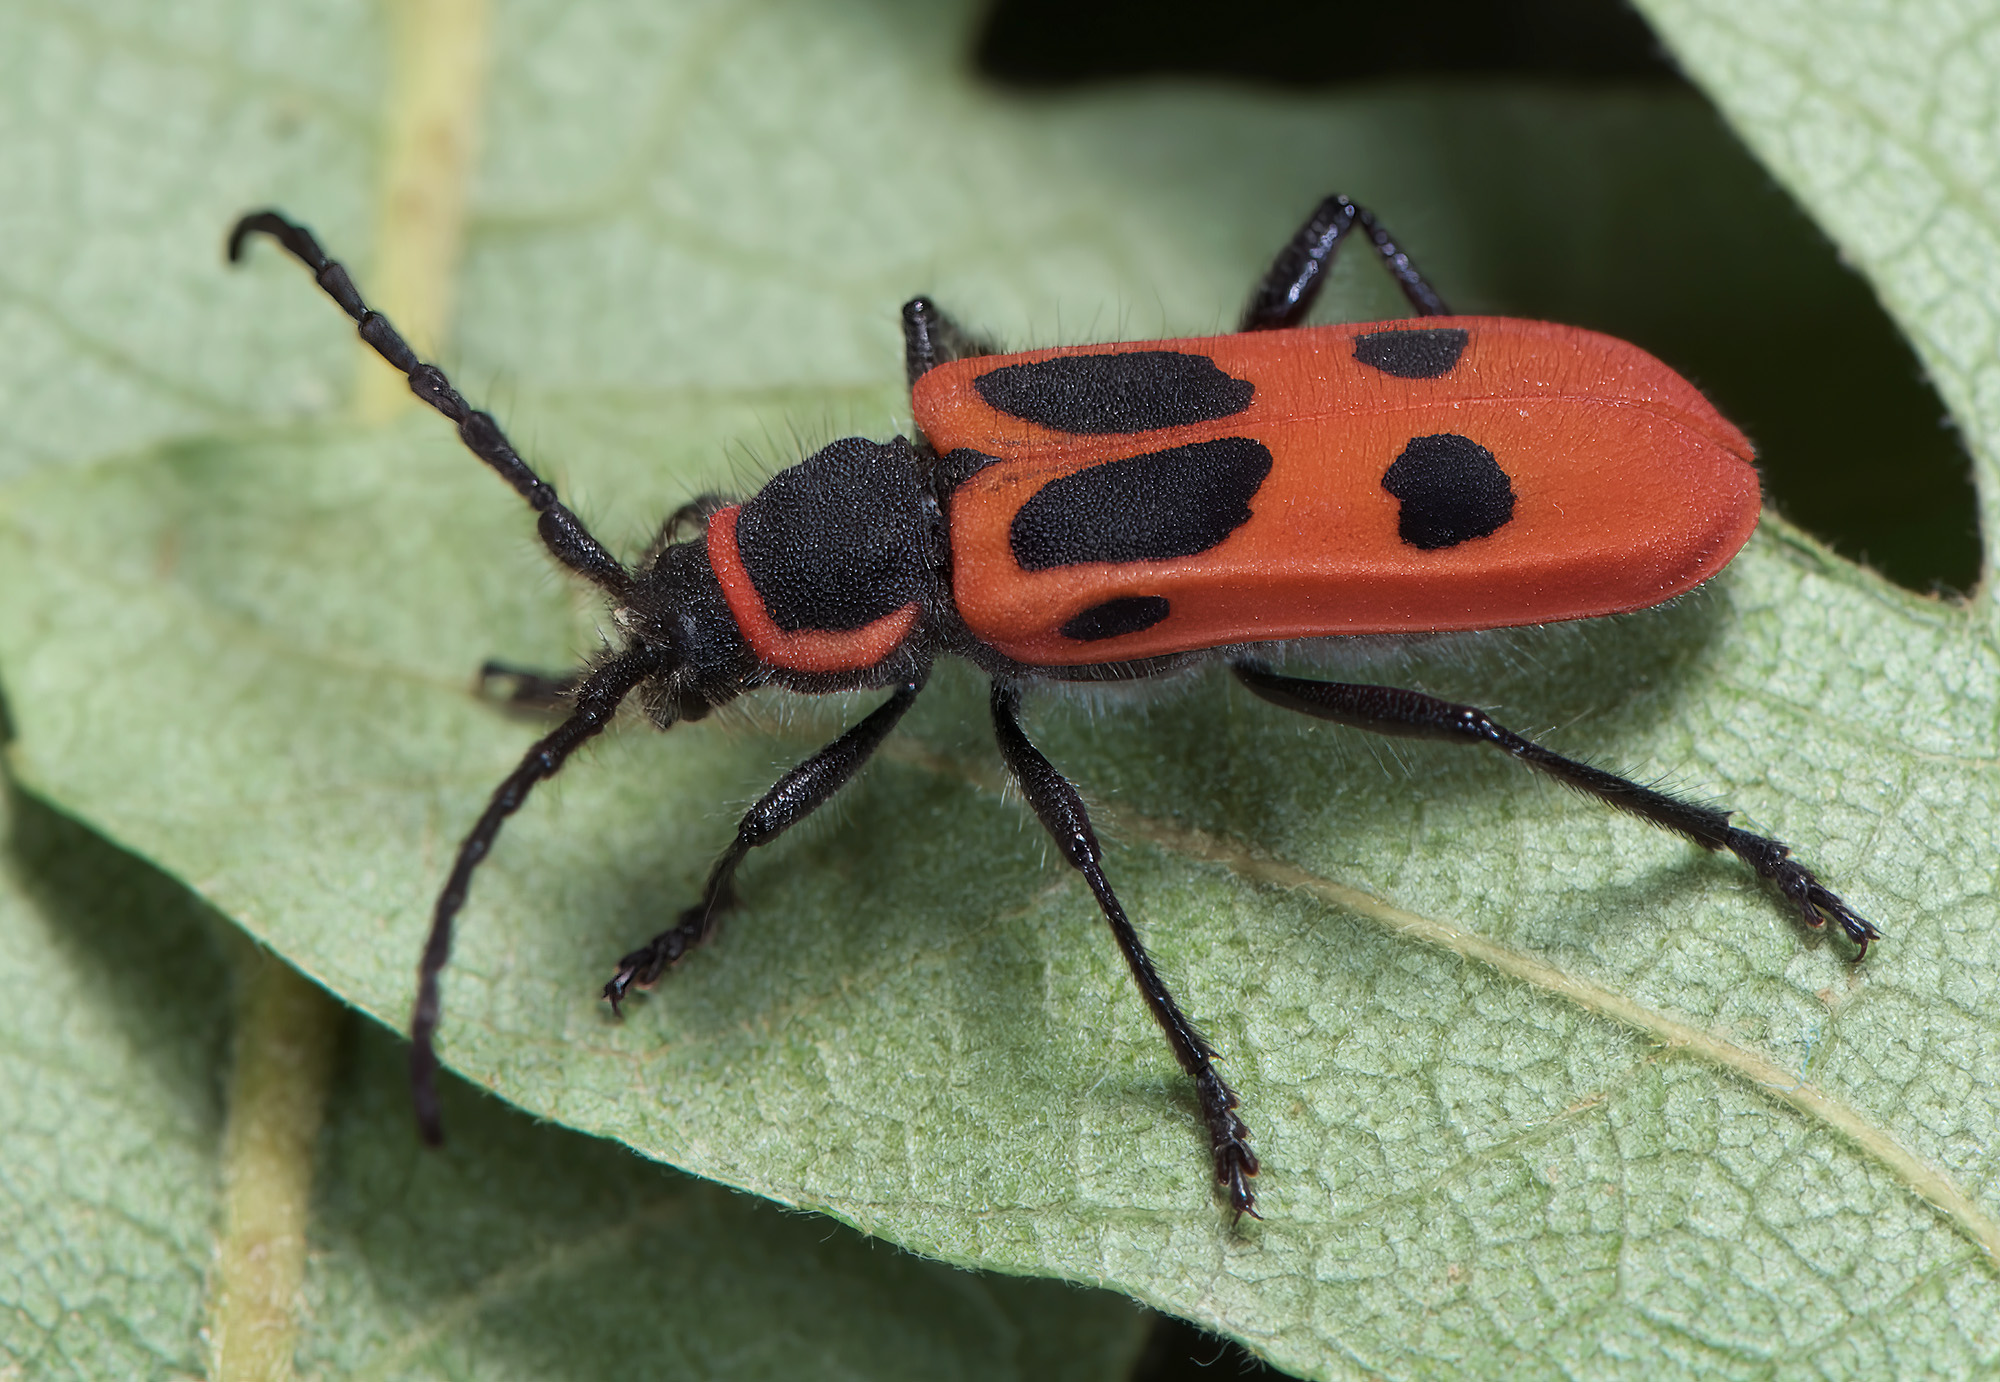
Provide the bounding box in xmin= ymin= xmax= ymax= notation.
xmin=1231 ymin=662 xmax=1879 ymax=954
xmin=991 ymin=682 xmax=1260 ymax=1219
xmin=1240 ymin=194 xmax=1451 ymax=332
xmin=604 ymin=676 xmax=926 ymax=1006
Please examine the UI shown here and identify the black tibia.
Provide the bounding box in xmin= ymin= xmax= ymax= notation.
xmin=412 ymin=644 xmax=670 ymax=1144
xmin=603 ymin=678 xmax=926 ymax=1007
xmin=1231 ymin=663 xmax=1880 ymax=954
xmin=989 ymin=682 xmax=1261 ymax=1218
xmin=228 ymin=210 xmax=629 ymax=596
xmin=478 ymin=660 xmax=585 ymax=712
xmin=902 ymin=296 xmax=1000 ymax=386
xmin=1239 ymin=194 xmax=1451 ymax=332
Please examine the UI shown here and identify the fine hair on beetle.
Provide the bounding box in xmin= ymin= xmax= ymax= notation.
xmin=229 ymin=192 xmax=1876 ymax=1221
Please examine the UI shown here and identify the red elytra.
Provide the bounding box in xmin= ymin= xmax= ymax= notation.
xmin=915 ymin=317 xmax=1761 ymax=666
xmin=229 ymin=194 xmax=1875 ymax=1225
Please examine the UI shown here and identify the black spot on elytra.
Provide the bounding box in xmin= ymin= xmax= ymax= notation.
xmin=1353 ymin=327 xmax=1469 ymax=379
xmin=1010 ymin=437 xmax=1273 ymax=570
xmin=1060 ymin=595 xmax=1170 ymax=641
xmin=1381 ymin=433 xmax=1515 ymax=550
xmin=737 ymin=437 xmax=928 ymax=631
xmin=974 ymin=351 xmax=1255 ymax=434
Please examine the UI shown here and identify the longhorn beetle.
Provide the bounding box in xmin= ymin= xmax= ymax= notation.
xmin=229 ymin=196 xmax=1876 ymax=1219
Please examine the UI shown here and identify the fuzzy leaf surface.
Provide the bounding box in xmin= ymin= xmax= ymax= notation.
xmin=0 ymin=785 xmax=1146 ymax=1380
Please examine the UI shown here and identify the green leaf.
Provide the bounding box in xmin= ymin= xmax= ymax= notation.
xmin=0 ymin=785 xmax=1148 ymax=1380
xmin=3 ymin=0 xmax=1998 ymax=1378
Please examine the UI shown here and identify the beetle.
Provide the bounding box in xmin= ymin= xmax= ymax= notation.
xmin=229 ymin=195 xmax=1876 ymax=1219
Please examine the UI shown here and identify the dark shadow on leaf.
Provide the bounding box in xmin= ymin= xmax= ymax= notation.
xmin=4 ymin=779 xmax=236 ymax=1135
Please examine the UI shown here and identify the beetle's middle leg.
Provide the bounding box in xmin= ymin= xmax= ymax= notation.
xmin=990 ymin=681 xmax=1260 ymax=1218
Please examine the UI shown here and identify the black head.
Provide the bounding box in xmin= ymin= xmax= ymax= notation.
xmin=622 ymin=533 xmax=759 ymax=727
